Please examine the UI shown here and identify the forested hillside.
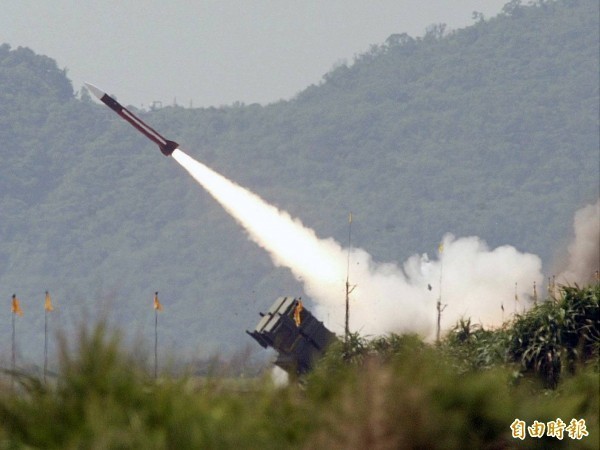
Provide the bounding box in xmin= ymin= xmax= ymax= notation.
xmin=0 ymin=0 xmax=598 ymax=364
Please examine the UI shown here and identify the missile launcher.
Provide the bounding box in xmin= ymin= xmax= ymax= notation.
xmin=247 ymin=297 xmax=335 ymax=375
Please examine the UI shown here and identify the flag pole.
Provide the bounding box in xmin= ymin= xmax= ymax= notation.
xmin=43 ymin=291 xmax=54 ymax=383
xmin=154 ymin=306 xmax=158 ymax=379
xmin=10 ymin=294 xmax=23 ymax=387
xmin=44 ymin=291 xmax=49 ymax=383
xmin=153 ymin=291 xmax=162 ymax=379
xmin=44 ymin=304 xmax=48 ymax=383
xmin=12 ymin=303 xmax=15 ymax=377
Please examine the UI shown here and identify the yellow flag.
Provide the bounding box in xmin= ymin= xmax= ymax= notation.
xmin=44 ymin=291 xmax=54 ymax=312
xmin=153 ymin=292 xmax=163 ymax=311
xmin=438 ymin=243 xmax=444 ymax=254
xmin=11 ymin=295 xmax=23 ymax=316
xmin=348 ymin=212 xmax=352 ymax=224
xmin=293 ymin=299 xmax=303 ymax=327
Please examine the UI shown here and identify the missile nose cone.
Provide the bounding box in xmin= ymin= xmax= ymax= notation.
xmin=84 ymin=82 xmax=104 ymax=100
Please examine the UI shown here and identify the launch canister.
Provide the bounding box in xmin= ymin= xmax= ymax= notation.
xmin=85 ymin=82 xmax=179 ymax=156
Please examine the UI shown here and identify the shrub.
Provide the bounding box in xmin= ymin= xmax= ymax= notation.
xmin=508 ymin=284 xmax=599 ymax=387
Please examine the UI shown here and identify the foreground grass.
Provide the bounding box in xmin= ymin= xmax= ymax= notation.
xmin=0 ymin=285 xmax=597 ymax=449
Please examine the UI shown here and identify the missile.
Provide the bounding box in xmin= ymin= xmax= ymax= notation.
xmin=85 ymin=82 xmax=179 ymax=156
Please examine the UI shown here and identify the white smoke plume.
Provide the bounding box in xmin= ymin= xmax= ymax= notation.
xmin=173 ymin=149 xmax=543 ymax=338
xmin=555 ymin=199 xmax=600 ymax=286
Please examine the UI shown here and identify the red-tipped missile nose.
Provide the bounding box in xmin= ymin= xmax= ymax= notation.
xmin=84 ymin=82 xmax=179 ymax=156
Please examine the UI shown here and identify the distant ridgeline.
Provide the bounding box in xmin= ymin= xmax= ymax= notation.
xmin=0 ymin=0 xmax=598 ymax=361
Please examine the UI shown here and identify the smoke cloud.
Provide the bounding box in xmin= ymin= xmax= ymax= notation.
xmin=173 ymin=149 xmax=543 ymax=338
xmin=556 ymin=199 xmax=600 ymax=286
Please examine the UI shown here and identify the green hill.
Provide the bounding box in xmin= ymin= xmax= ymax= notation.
xmin=0 ymin=0 xmax=598 ymax=363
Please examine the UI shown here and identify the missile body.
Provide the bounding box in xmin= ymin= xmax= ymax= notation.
xmin=85 ymin=83 xmax=178 ymax=156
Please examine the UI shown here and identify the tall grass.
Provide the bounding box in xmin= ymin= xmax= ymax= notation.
xmin=507 ymin=284 xmax=598 ymax=387
xmin=306 ymin=332 xmax=598 ymax=449
xmin=0 ymin=324 xmax=312 ymax=449
xmin=442 ymin=284 xmax=599 ymax=387
xmin=0 ymin=285 xmax=597 ymax=448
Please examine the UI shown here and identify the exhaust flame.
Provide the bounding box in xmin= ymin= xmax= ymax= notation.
xmin=173 ymin=149 xmax=544 ymax=338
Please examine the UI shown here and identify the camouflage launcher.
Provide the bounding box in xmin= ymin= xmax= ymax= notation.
xmin=247 ymin=297 xmax=335 ymax=375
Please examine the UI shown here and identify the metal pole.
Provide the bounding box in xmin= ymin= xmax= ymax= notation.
xmin=44 ymin=309 xmax=48 ymax=383
xmin=154 ymin=309 xmax=158 ymax=379
xmin=345 ymin=213 xmax=352 ymax=346
xmin=12 ymin=311 xmax=15 ymax=388
xmin=436 ymin=250 xmax=446 ymax=343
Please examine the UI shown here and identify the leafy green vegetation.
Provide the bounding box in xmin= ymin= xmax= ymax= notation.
xmin=507 ymin=285 xmax=599 ymax=386
xmin=0 ymin=0 xmax=598 ymax=358
xmin=440 ymin=284 xmax=600 ymax=388
xmin=0 ymin=285 xmax=597 ymax=448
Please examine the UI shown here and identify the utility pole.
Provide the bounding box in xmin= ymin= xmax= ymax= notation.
xmin=345 ymin=212 xmax=355 ymax=347
xmin=436 ymin=300 xmax=446 ymax=343
xmin=436 ymin=243 xmax=446 ymax=343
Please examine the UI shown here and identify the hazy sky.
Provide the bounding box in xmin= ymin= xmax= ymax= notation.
xmin=2 ymin=1 xmax=508 ymax=108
